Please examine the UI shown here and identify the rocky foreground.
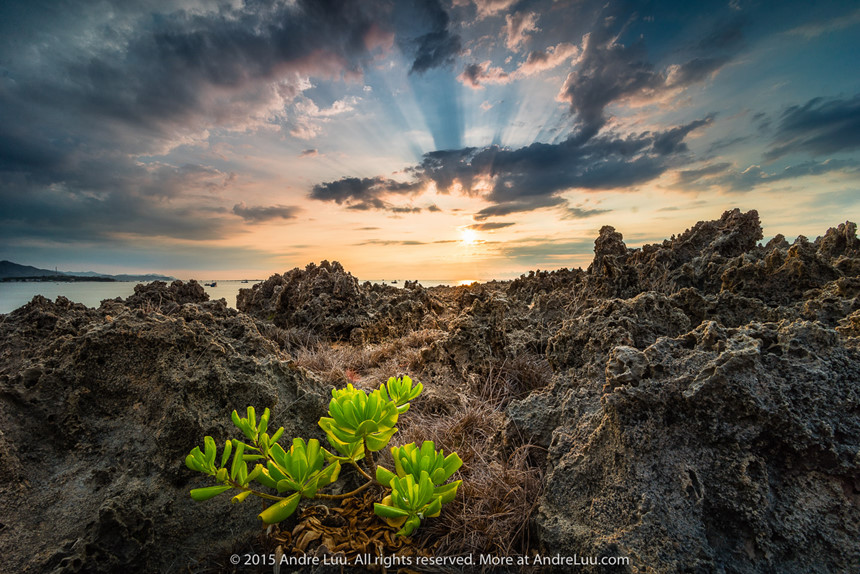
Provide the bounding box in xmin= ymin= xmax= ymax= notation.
xmin=1 ymin=209 xmax=858 ymax=573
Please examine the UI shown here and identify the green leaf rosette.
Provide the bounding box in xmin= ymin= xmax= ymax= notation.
xmin=373 ymin=471 xmax=443 ymax=536
xmin=318 ymin=384 xmax=400 ymax=456
xmin=379 ymin=375 xmax=423 ymax=413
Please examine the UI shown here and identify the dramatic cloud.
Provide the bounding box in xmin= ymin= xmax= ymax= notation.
xmin=394 ymin=0 xmax=462 ymax=74
xmin=0 ymin=0 xmax=395 ymax=245
xmin=0 ymin=156 xmax=236 ymax=241
xmin=458 ymin=61 xmax=510 ymax=88
xmin=473 ymin=0 xmax=517 ymax=19
xmin=1 ymin=0 xmax=858 ymax=279
xmin=505 ymin=12 xmax=540 ymax=51
xmin=467 ymin=222 xmax=516 ymax=231
xmin=458 ymin=42 xmax=578 ymax=89
xmin=313 ymin=117 xmax=713 ymax=220
xmin=675 ymin=159 xmax=859 ymax=192
xmin=765 ymin=94 xmax=860 ymax=160
xmin=4 ymin=2 xmax=390 ymax=154
xmin=519 ymin=43 xmax=580 ymax=75
xmin=558 ymin=18 xmax=742 ymax=134
xmin=310 ymin=176 xmax=423 ymax=212
xmin=232 ymin=203 xmax=301 ymax=223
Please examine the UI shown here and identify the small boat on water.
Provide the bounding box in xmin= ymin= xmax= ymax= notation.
xmin=241 ymin=280 xmax=249 ymax=284
xmin=205 ymin=282 xmax=217 ymax=287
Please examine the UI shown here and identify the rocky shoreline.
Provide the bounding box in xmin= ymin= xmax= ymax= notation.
xmin=1 ymin=209 xmax=858 ymax=573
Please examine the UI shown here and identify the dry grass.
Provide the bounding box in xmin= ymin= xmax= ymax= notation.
xmin=255 ymin=323 xmax=320 ymax=353
xmin=395 ymin=377 xmax=545 ymax=567
xmin=420 ymin=444 xmax=544 ymax=565
xmin=470 ymin=354 xmax=553 ymax=409
xmin=277 ymin=328 xmax=547 ymax=568
xmin=291 ymin=328 xmax=446 ymax=388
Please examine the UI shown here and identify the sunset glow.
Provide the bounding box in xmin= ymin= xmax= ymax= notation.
xmin=0 ymin=1 xmax=858 ymax=281
xmin=460 ymin=229 xmax=479 ymax=246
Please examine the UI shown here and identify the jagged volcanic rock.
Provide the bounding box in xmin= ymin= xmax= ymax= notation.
xmin=236 ymin=260 xmax=442 ymax=342
xmin=0 ymin=293 xmax=329 ymax=573
xmin=1 ymin=209 xmax=858 ymax=573
xmin=507 ymin=209 xmax=860 ymax=572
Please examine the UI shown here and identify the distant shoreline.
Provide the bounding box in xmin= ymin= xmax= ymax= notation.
xmin=1 ymin=275 xmax=116 ymax=283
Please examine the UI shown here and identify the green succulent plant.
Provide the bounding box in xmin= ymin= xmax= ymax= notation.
xmin=375 ymin=441 xmax=462 ymax=505
xmin=256 ymin=438 xmax=340 ymax=523
xmin=185 ymin=375 xmax=460 ymax=539
xmin=379 ymin=375 xmax=423 ymax=413
xmin=318 ymin=384 xmax=400 ymax=455
xmin=184 ymin=436 xmax=264 ymax=501
xmin=373 ymin=471 xmax=443 ymax=536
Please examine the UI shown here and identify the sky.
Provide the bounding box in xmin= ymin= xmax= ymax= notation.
xmin=1 ymin=0 xmax=858 ymax=281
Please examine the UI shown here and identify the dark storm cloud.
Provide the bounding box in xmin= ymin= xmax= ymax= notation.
xmin=0 ymin=176 xmax=233 ymax=242
xmin=427 ymin=118 xmax=713 ymax=215
xmin=474 ymin=196 xmax=569 ymax=220
xmin=312 ymin=117 xmax=712 ymax=220
xmin=232 ymin=203 xmax=301 ymax=223
xmin=557 ymin=13 xmax=742 ymax=135
xmin=764 ymin=94 xmax=860 ymax=160
xmin=558 ymin=32 xmax=662 ymax=135
xmin=310 ymin=176 xmax=423 ymax=206
xmin=676 ymin=159 xmax=859 ymax=193
xmin=394 ymin=0 xmax=463 ymax=74
xmin=652 ymin=118 xmax=714 ymax=155
xmin=0 ymin=154 xmax=236 ymax=241
xmin=3 ymin=1 xmax=390 ymax=151
xmin=0 ymin=0 xmax=395 ymax=244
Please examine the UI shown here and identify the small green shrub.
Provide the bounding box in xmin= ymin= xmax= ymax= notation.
xmin=185 ymin=376 xmax=460 ymax=538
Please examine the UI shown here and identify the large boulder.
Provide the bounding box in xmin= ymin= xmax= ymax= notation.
xmin=506 ymin=210 xmax=860 ymax=572
xmin=237 ymin=261 xmax=443 ymax=342
xmin=535 ymin=319 xmax=860 ymax=572
xmin=0 ymin=291 xmax=328 ymax=573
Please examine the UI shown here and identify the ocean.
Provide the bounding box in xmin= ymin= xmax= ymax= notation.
xmin=0 ymin=279 xmax=464 ymax=315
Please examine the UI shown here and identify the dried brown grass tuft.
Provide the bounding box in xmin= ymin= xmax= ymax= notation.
xmin=255 ymin=323 xmax=320 ymax=352
xmin=283 ymin=328 xmax=546 ymax=567
xmin=418 ymin=444 xmax=544 ymax=567
xmin=469 ymin=354 xmax=553 ymax=410
xmin=291 ymin=329 xmax=446 ymax=388
xmin=395 ymin=384 xmax=545 ymax=567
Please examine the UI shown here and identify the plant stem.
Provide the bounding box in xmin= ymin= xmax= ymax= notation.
xmin=228 ymin=480 xmax=285 ymax=502
xmin=350 ymin=460 xmax=374 ymax=482
xmin=317 ymin=480 xmax=375 ymax=500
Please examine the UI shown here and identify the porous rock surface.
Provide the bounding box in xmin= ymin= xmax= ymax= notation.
xmin=1 ymin=209 xmax=858 ymax=573
xmin=0 ymin=290 xmax=329 ymax=573
xmin=236 ymin=260 xmax=443 ymax=342
xmin=505 ymin=210 xmax=860 ymax=572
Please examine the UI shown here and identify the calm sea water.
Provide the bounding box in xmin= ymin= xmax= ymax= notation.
xmin=0 ymin=279 xmax=462 ymax=315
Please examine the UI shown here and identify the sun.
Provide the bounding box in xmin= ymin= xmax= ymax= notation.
xmin=460 ymin=228 xmax=478 ymax=245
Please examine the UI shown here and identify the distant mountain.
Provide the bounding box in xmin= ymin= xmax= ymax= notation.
xmin=0 ymin=260 xmax=174 ymax=282
xmin=0 ymin=261 xmax=64 ymax=278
